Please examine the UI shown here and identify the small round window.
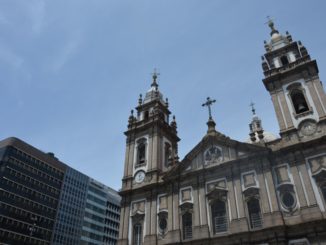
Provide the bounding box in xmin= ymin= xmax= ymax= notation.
xmin=281 ymin=191 xmax=296 ymax=210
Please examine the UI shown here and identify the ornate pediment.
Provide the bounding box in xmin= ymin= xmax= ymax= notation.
xmin=185 ymin=133 xmax=266 ymax=169
xmin=207 ymin=179 xmax=227 ymax=192
xmin=243 ymin=187 xmax=260 ymax=200
xmin=204 ymin=145 xmax=223 ymax=165
xmin=179 ymin=202 xmax=194 ymax=215
xmin=206 ymin=178 xmax=228 ymax=202
xmin=163 ymin=130 xmax=267 ymax=181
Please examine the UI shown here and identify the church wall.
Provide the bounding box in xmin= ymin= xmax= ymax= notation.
xmin=119 ymin=147 xmax=326 ymax=245
xmin=290 ymin=162 xmax=308 ymax=207
xmin=124 ymin=141 xmax=133 ymax=178
xmin=313 ymin=79 xmax=326 ymax=116
xmin=279 ymin=92 xmax=295 ymax=129
xmin=149 ymin=133 xmax=157 ymax=171
xmin=271 ymin=91 xmax=287 ymax=131
xmin=307 ymin=79 xmax=325 ymax=119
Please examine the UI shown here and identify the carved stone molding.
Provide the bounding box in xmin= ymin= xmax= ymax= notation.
xmin=131 ymin=200 xmax=145 ymax=216
xmin=206 ymin=188 xmax=228 ymax=203
xmin=179 ymin=202 xmax=194 ymax=215
xmin=308 ymin=155 xmax=326 ymax=177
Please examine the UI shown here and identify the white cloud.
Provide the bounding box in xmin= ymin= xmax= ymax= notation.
xmin=51 ymin=30 xmax=83 ymax=72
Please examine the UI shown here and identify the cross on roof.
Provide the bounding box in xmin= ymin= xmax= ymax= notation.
xmin=250 ymin=101 xmax=256 ymax=115
xmin=202 ymin=97 xmax=216 ymax=120
xmin=151 ymin=68 xmax=160 ymax=89
xmin=265 ymin=16 xmax=278 ymax=34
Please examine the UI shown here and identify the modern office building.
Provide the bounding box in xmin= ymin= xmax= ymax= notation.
xmin=51 ymin=167 xmax=89 ymax=245
xmin=52 ymin=171 xmax=121 ymax=245
xmin=0 ymin=137 xmax=120 ymax=245
xmin=0 ymin=137 xmax=66 ymax=245
xmin=80 ymin=179 xmax=120 ymax=245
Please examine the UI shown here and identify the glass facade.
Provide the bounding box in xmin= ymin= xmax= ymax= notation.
xmin=51 ymin=167 xmax=89 ymax=245
xmin=0 ymin=138 xmax=66 ymax=245
xmin=52 ymin=172 xmax=120 ymax=245
xmin=81 ymin=179 xmax=120 ymax=245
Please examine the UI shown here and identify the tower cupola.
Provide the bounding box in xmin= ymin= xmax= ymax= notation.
xmin=248 ymin=102 xmax=264 ymax=143
xmin=247 ymin=102 xmax=277 ymax=144
xmin=143 ymin=70 xmax=165 ymax=104
xmin=260 ymin=20 xmax=326 ymax=140
xmin=130 ymin=70 xmax=171 ymax=126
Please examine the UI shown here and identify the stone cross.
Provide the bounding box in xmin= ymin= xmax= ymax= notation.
xmin=202 ymin=97 xmax=216 ymax=120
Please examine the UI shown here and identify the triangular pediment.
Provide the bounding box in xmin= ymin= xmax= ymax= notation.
xmin=164 ymin=130 xmax=268 ymax=180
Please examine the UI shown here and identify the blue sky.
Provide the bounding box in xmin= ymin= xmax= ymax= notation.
xmin=1 ymin=0 xmax=326 ymax=190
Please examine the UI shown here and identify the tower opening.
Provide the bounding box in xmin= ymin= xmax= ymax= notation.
xmin=164 ymin=142 xmax=172 ymax=167
xmin=290 ymin=89 xmax=309 ymax=114
xmin=280 ymin=55 xmax=289 ymax=66
xmin=136 ymin=139 xmax=147 ymax=166
xmin=144 ymin=111 xmax=149 ymax=120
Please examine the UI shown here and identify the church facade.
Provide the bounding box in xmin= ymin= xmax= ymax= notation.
xmin=117 ymin=21 xmax=326 ymax=245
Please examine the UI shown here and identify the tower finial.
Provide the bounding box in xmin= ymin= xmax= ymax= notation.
xmin=151 ymin=68 xmax=160 ymax=90
xmin=250 ymin=101 xmax=256 ymax=116
xmin=248 ymin=103 xmax=265 ymax=143
xmin=265 ymin=16 xmax=279 ymax=36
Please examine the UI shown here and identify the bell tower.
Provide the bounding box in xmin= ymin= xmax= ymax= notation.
xmin=261 ymin=19 xmax=326 ymax=140
xmin=121 ymin=70 xmax=180 ymax=191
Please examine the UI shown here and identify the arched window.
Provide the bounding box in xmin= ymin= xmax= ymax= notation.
xmin=182 ymin=212 xmax=192 ymax=240
xmin=247 ymin=198 xmax=262 ymax=229
xmin=158 ymin=212 xmax=168 ymax=235
xmin=280 ymin=55 xmax=289 ymax=66
xmin=290 ymin=89 xmax=309 ymax=114
xmin=211 ymin=200 xmax=227 ymax=233
xmin=164 ymin=143 xmax=172 ymax=167
xmin=144 ymin=111 xmax=149 ymax=120
xmin=136 ymin=139 xmax=146 ymax=167
xmin=133 ymin=223 xmax=142 ymax=245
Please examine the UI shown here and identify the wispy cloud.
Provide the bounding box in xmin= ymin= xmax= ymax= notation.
xmin=28 ymin=0 xmax=46 ymax=35
xmin=51 ymin=30 xmax=83 ymax=72
xmin=0 ymin=43 xmax=24 ymax=69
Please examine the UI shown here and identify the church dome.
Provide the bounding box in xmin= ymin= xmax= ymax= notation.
xmin=142 ymin=70 xmax=166 ymax=104
xmin=143 ymin=86 xmax=164 ymax=104
xmin=271 ymin=32 xmax=281 ymax=42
